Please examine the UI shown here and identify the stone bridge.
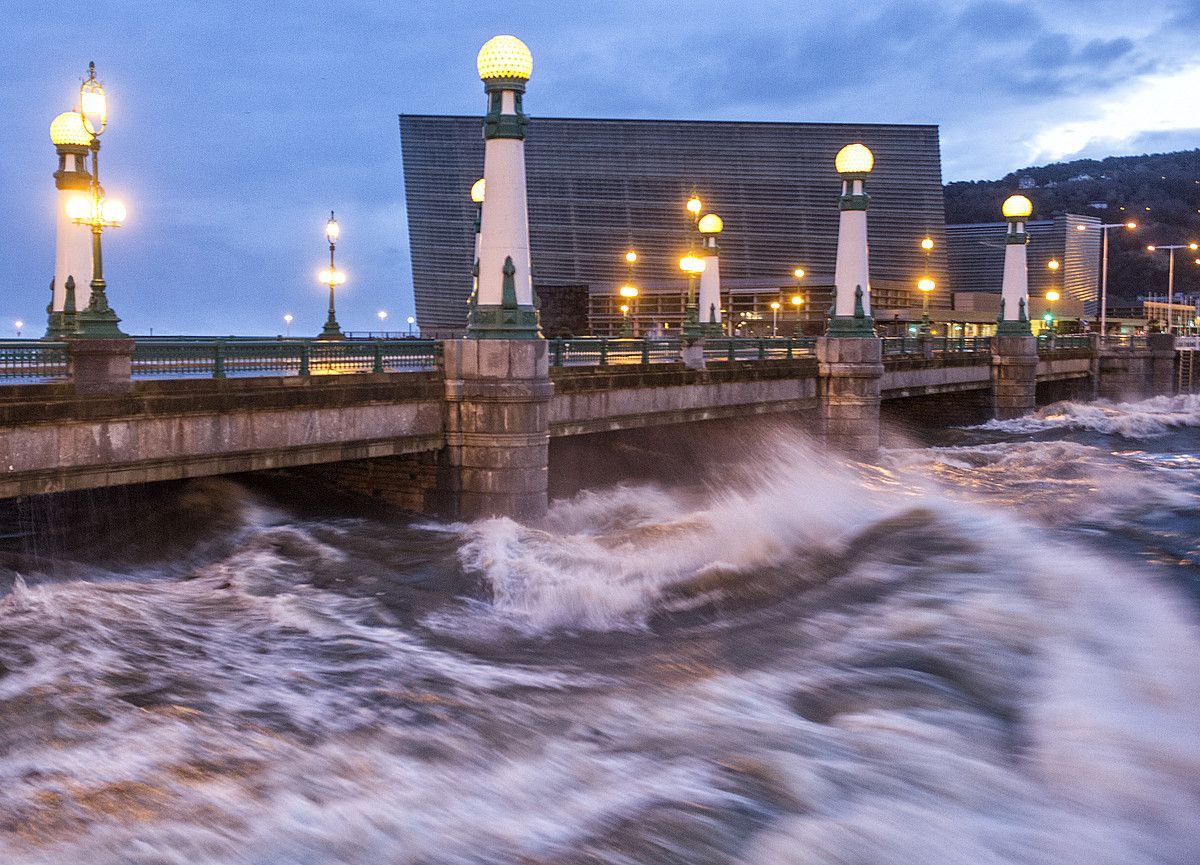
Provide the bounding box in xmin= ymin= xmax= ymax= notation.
xmin=0 ymin=334 xmax=1175 ymax=518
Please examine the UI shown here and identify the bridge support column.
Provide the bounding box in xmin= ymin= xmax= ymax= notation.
xmin=443 ymin=339 xmax=552 ymax=522
xmin=991 ymin=335 xmax=1037 ymax=419
xmin=67 ymin=337 xmax=133 ymax=396
xmin=817 ymin=336 xmax=883 ymax=455
xmin=1150 ymin=333 xmax=1176 ymax=396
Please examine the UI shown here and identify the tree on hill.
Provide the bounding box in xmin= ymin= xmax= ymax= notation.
xmin=944 ymin=149 xmax=1200 ymax=304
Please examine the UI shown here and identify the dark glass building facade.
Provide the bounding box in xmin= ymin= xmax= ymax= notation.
xmin=400 ymin=115 xmax=950 ymax=336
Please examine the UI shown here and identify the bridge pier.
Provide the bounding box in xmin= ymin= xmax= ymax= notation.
xmin=1095 ymin=333 xmax=1175 ymax=401
xmin=1150 ymin=333 xmax=1176 ymax=396
xmin=67 ymin=338 xmax=134 ymax=396
xmin=817 ymin=336 xmax=883 ymax=454
xmin=442 ymin=339 xmax=553 ymax=522
xmin=991 ymin=335 xmax=1037 ymax=419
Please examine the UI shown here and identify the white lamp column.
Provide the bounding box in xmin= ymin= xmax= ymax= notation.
xmin=998 ymin=194 xmax=1033 ymax=335
xmin=828 ymin=143 xmax=875 ymax=335
xmin=47 ymin=111 xmax=94 ymax=337
xmin=468 ymin=35 xmax=541 ymax=339
xmin=697 ymin=213 xmax=723 ymax=335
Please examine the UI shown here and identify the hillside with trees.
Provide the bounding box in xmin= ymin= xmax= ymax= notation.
xmin=944 ymin=149 xmax=1200 ymax=303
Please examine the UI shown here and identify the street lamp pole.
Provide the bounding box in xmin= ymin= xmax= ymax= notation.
xmin=69 ymin=62 xmax=127 ymax=338
xmin=770 ymin=301 xmax=780 ymax=336
xmin=283 ymin=313 xmax=293 ymax=337
xmin=317 ymin=212 xmax=346 ymax=340
xmin=1146 ymin=242 xmax=1199 ymax=333
xmin=917 ymin=277 xmax=935 ymax=336
xmin=1076 ymin=221 xmax=1136 ymax=337
xmin=791 ymin=267 xmax=806 ymax=336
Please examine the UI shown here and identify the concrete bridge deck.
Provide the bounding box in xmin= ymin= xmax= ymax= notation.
xmin=0 ymin=335 xmax=1169 ymax=510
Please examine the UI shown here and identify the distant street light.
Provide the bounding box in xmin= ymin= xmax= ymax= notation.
xmin=770 ymin=300 xmax=781 ymax=336
xmin=1044 ymin=259 xmax=1061 ymax=335
xmin=792 ymin=267 xmax=808 ymax=336
xmin=14 ymin=320 xmax=23 ymax=338
xmin=1146 ymin=242 xmax=1200 ymax=332
xmin=68 ymin=62 xmax=127 ymax=338
xmin=283 ymin=313 xmax=293 ymax=337
xmin=1076 ymin=220 xmax=1136 ymax=336
xmin=619 ymin=249 xmax=639 ymax=337
xmin=317 ymin=212 xmax=346 ymax=340
xmin=406 ymin=315 xmax=416 ymax=336
xmin=679 ymin=254 xmax=705 ymax=337
xmin=378 ymin=310 xmax=388 ymax=330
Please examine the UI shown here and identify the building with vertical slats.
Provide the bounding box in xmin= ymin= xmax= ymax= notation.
xmin=400 ymin=115 xmax=950 ymax=337
xmin=945 ymin=214 xmax=1101 ymax=315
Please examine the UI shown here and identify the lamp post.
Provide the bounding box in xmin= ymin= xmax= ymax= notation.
xmin=791 ymin=267 xmax=807 ymax=336
xmin=770 ymin=301 xmax=780 ymax=336
xmin=917 ymin=277 xmax=935 ymax=336
xmin=67 ymin=62 xmax=127 ymax=338
xmin=406 ymin=315 xmax=416 ymax=336
xmin=1146 ymin=243 xmax=1199 ymax=333
xmin=470 ymin=177 xmax=484 ymax=305
xmin=1044 ymin=259 xmax=1061 ymax=335
xmin=1075 ymin=220 xmax=1136 ymax=336
xmin=829 ymin=143 xmax=875 ymax=335
xmin=14 ymin=321 xmax=23 ymax=338
xmin=679 ymin=255 xmax=705 ymax=337
xmin=468 ymin=35 xmax=540 ymax=339
xmin=317 ymin=212 xmax=346 ymax=340
xmin=697 ymin=212 xmax=723 ymax=335
xmin=619 ymin=250 xmax=639 ymax=337
xmin=997 ymin=194 xmax=1033 ymax=335
xmin=283 ymin=313 xmax=293 ymax=336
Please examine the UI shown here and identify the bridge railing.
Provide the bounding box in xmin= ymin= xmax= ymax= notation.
xmin=1100 ymin=335 xmax=1151 ymax=349
xmin=547 ymin=336 xmax=817 ymax=366
xmin=1039 ymin=333 xmax=1092 ymax=350
xmin=0 ymin=340 xmax=70 ymax=382
xmin=131 ymin=338 xmax=441 ymax=379
xmin=881 ymin=335 xmax=992 ymax=356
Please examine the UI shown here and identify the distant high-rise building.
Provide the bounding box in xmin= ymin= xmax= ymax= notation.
xmin=400 ymin=116 xmax=950 ymax=336
xmin=946 ymin=214 xmax=1102 ymax=314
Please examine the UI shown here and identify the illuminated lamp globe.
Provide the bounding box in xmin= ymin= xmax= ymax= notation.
xmin=1002 ymin=194 xmax=1033 ymax=219
xmin=793 ymin=267 xmax=806 ymax=279
xmin=686 ymin=196 xmax=703 ymax=216
xmin=619 ymin=285 xmax=639 ymax=298
xmin=625 ymin=250 xmax=637 ymax=264
xmin=834 ymin=143 xmax=873 ymax=174
xmin=920 ymin=237 xmax=935 ymax=251
xmin=100 ymin=199 xmax=126 ymax=225
xmin=477 ymin=35 xmax=533 ymax=81
xmin=679 ymin=255 xmax=706 ymax=274
xmin=470 ymin=178 xmax=485 ymax=203
xmin=318 ymin=268 xmax=347 ymax=286
xmin=619 ymin=304 xmax=630 ymax=314
xmin=1046 ymin=290 xmax=1060 ymax=302
xmin=65 ymin=194 xmax=94 ymax=221
xmin=698 ymin=213 xmax=723 ymax=234
xmin=917 ymin=277 xmax=936 ymax=293
xmin=50 ymin=111 xmax=92 ymax=146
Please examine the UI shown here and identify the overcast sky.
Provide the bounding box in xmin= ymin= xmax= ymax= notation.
xmin=1 ymin=0 xmax=1197 ymax=336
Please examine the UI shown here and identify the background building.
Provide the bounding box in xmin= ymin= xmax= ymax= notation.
xmin=400 ymin=116 xmax=950 ymax=337
xmin=945 ymin=214 xmax=1102 ymax=314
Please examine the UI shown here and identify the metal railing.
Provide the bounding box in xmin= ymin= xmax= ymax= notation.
xmin=1100 ymin=335 xmax=1151 ymax=349
xmin=547 ymin=336 xmax=817 ymax=367
xmin=1039 ymin=333 xmax=1092 ymax=350
xmin=0 ymin=340 xmax=69 ymax=382
xmin=881 ymin=335 xmax=992 ymax=356
xmin=131 ymin=338 xmax=441 ymax=379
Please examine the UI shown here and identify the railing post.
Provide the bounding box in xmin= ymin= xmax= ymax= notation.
xmin=727 ymin=339 xmax=735 ymax=363
xmin=641 ymin=338 xmax=650 ymax=364
xmin=299 ymin=342 xmax=311 ymax=377
xmin=599 ymin=338 xmax=608 ymax=366
xmin=372 ymin=340 xmax=384 ymax=373
xmin=551 ymin=340 xmax=563 ymax=367
xmin=213 ymin=339 xmax=226 ymax=379
xmin=757 ymin=339 xmax=766 ymax=361
xmin=786 ymin=338 xmax=794 ymax=360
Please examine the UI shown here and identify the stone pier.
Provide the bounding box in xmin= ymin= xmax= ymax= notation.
xmin=817 ymin=336 xmax=883 ymax=454
xmin=442 ymin=339 xmax=553 ymax=521
xmin=67 ymin=338 xmax=135 ymax=396
xmin=991 ymin=335 xmax=1038 ymax=419
xmin=1150 ymin=333 xmax=1176 ymax=396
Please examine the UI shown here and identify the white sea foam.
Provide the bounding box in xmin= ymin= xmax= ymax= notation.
xmin=978 ymin=394 xmax=1200 ymax=438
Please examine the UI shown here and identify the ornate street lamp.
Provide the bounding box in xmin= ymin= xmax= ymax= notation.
xmin=917 ymin=277 xmax=936 ymax=336
xmin=618 ymin=249 xmax=639 ymax=337
xmin=829 ymin=143 xmax=875 ymax=335
xmin=1044 ymin=259 xmax=1061 ymax=335
xmin=679 ymin=254 xmax=706 ymax=337
xmin=317 ymin=212 xmax=346 ymax=340
xmin=67 ymin=62 xmax=127 ymax=338
xmin=283 ymin=313 xmax=293 ymax=336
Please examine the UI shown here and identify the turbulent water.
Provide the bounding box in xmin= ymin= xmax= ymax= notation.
xmin=2 ymin=395 xmax=1200 ymax=864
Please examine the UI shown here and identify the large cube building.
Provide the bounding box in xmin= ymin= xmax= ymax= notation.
xmin=400 ymin=115 xmax=950 ymax=337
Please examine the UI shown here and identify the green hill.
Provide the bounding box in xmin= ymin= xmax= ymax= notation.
xmin=944 ymin=149 xmax=1200 ymax=303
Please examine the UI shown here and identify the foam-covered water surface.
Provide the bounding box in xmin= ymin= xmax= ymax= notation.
xmin=1 ymin=398 xmax=1198 ymax=864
